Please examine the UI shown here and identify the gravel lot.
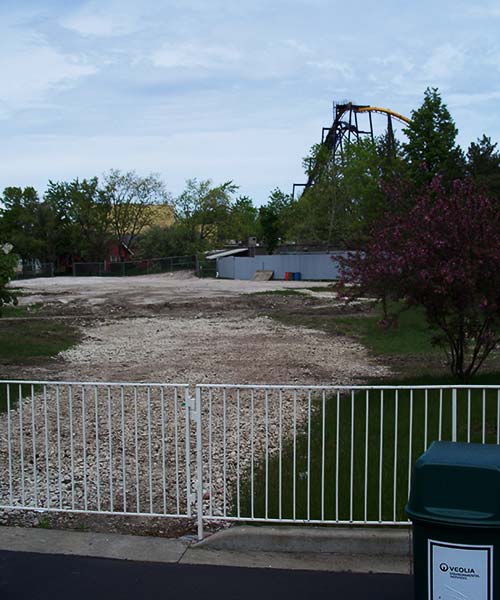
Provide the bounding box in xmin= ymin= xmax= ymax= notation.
xmin=2 ymin=272 xmax=389 ymax=534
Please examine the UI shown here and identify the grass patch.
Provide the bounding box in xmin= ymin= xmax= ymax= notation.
xmin=236 ymin=376 xmax=500 ymax=523
xmin=306 ymin=286 xmax=337 ymax=293
xmin=0 ymin=318 xmax=80 ymax=412
xmin=0 ymin=320 xmax=78 ymax=361
xmin=241 ymin=301 xmax=500 ymax=523
xmin=1 ymin=303 xmax=43 ymax=318
xmin=333 ymin=303 xmax=438 ymax=356
xmin=249 ymin=289 xmax=304 ymax=297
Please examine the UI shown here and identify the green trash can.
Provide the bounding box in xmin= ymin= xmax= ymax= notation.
xmin=406 ymin=441 xmax=500 ymax=600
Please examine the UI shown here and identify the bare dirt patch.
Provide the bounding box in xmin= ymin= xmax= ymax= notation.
xmin=9 ymin=273 xmax=389 ymax=385
xmin=1 ymin=273 xmax=390 ymax=537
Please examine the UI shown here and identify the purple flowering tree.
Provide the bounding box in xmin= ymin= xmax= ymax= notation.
xmin=339 ymin=177 xmax=500 ymax=380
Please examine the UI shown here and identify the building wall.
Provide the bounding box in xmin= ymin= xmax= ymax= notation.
xmin=216 ymin=252 xmax=349 ymax=280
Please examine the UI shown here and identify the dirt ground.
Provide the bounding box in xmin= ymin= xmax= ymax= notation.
xmin=10 ymin=272 xmax=390 ymax=385
xmin=2 ymin=272 xmax=391 ymax=537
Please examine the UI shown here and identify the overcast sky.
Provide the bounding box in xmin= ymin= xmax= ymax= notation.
xmin=1 ymin=0 xmax=500 ymax=204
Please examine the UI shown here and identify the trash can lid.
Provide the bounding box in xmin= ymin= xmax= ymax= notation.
xmin=405 ymin=441 xmax=500 ymax=526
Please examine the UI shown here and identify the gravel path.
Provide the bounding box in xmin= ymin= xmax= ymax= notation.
xmin=1 ymin=273 xmax=390 ymax=530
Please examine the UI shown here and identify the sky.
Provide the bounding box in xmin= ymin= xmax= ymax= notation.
xmin=1 ymin=0 xmax=500 ymax=205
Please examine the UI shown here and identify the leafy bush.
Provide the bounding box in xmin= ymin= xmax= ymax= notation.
xmin=340 ymin=178 xmax=500 ymax=380
xmin=0 ymin=244 xmax=18 ymax=315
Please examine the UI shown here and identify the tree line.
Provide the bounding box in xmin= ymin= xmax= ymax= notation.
xmin=333 ymin=87 xmax=500 ymax=380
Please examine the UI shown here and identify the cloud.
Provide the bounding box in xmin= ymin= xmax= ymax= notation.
xmin=465 ymin=4 xmax=500 ymax=18
xmin=306 ymin=59 xmax=354 ymax=80
xmin=60 ymin=1 xmax=145 ymax=37
xmin=422 ymin=43 xmax=465 ymax=81
xmin=0 ymin=34 xmax=97 ymax=112
xmin=151 ymin=43 xmax=240 ymax=70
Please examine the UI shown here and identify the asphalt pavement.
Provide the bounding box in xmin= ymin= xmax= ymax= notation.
xmin=0 ymin=550 xmax=413 ymax=600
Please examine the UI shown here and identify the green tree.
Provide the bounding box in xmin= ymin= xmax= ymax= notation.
xmin=291 ymin=137 xmax=406 ymax=248
xmin=466 ymin=135 xmax=500 ymax=198
xmin=0 ymin=244 xmax=18 ymax=315
xmin=44 ymin=178 xmax=112 ymax=261
xmin=228 ymin=196 xmax=258 ymax=243
xmin=0 ymin=187 xmax=46 ymax=260
xmin=103 ymin=170 xmax=170 ymax=250
xmin=136 ymin=224 xmax=200 ymax=258
xmin=258 ymin=188 xmax=295 ymax=253
xmin=403 ymin=87 xmax=464 ymax=186
xmin=173 ymin=179 xmax=238 ymax=250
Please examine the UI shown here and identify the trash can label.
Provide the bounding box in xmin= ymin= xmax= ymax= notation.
xmin=428 ymin=539 xmax=493 ymax=600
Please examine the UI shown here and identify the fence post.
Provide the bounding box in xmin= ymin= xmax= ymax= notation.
xmin=452 ymin=388 xmax=457 ymax=442
xmin=195 ymin=386 xmax=204 ymax=540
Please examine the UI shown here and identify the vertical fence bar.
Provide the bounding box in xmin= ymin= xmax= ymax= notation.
xmin=7 ymin=384 xmax=12 ymax=506
xmin=195 ymin=386 xmax=204 ymax=540
xmin=107 ymin=387 xmax=114 ymax=512
xmin=265 ymin=390 xmax=269 ymax=520
xmin=56 ymin=386 xmax=63 ymax=508
xmin=134 ymin=387 xmax=140 ymax=512
xmin=438 ymin=389 xmax=443 ymax=441
xmin=393 ymin=390 xmax=399 ymax=523
xmin=174 ymin=389 xmax=180 ymax=514
xmin=321 ymin=391 xmax=326 ymax=522
xmin=119 ymin=386 xmax=127 ymax=513
xmin=208 ymin=388 xmax=213 ymax=516
xmin=335 ymin=391 xmax=340 ymax=522
xmin=364 ymin=390 xmax=369 ymax=523
xmin=95 ymin=386 xmax=101 ymax=512
xmin=185 ymin=388 xmax=192 ymax=517
xmin=278 ymin=389 xmax=283 ymax=520
xmin=407 ymin=390 xmax=413 ymax=501
xmin=18 ymin=384 xmax=25 ymax=505
xmin=43 ymin=385 xmax=50 ymax=508
xmin=223 ymin=388 xmax=227 ymax=517
xmin=82 ymin=386 xmax=88 ymax=511
xmin=424 ymin=389 xmax=428 ymax=450
xmin=467 ymin=389 xmax=471 ymax=443
xmin=250 ymin=389 xmax=255 ymax=519
xmin=160 ymin=388 xmax=166 ymax=515
xmin=236 ymin=389 xmax=241 ymax=519
xmin=452 ymin=388 xmax=457 ymax=442
xmin=378 ymin=390 xmax=384 ymax=523
xmin=293 ymin=390 xmax=297 ymax=521
xmin=69 ymin=385 xmax=75 ymax=510
xmin=350 ymin=390 xmax=354 ymax=523
xmin=482 ymin=389 xmax=486 ymax=444
xmin=147 ymin=387 xmax=153 ymax=514
xmin=30 ymin=384 xmax=38 ymax=507
xmin=307 ymin=390 xmax=311 ymax=522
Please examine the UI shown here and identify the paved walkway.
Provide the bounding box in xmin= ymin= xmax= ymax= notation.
xmin=0 ymin=525 xmax=412 ymax=573
xmin=0 ymin=550 xmax=413 ymax=600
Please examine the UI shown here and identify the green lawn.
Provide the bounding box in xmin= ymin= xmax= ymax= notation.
xmin=236 ymin=301 xmax=500 ymax=523
xmin=235 ymin=382 xmax=500 ymax=523
xmin=0 ymin=314 xmax=79 ymax=412
xmin=333 ymin=302 xmax=439 ymax=356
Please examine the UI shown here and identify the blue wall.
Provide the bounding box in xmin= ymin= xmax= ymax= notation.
xmin=216 ymin=253 xmax=348 ymax=280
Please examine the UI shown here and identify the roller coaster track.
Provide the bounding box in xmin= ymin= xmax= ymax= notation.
xmin=293 ymin=102 xmax=411 ymax=196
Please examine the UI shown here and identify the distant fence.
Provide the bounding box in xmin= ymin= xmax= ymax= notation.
xmin=14 ymin=263 xmax=54 ymax=280
xmin=72 ymin=256 xmax=196 ymax=277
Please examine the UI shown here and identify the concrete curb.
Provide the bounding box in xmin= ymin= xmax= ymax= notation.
xmin=197 ymin=526 xmax=412 ymax=556
xmin=0 ymin=526 xmax=191 ymax=563
xmin=0 ymin=525 xmax=412 ymax=574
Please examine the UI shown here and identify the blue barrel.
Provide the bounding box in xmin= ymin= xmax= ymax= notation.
xmin=293 ymin=272 xmax=301 ymax=281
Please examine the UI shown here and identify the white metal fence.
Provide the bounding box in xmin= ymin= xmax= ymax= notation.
xmin=1 ymin=381 xmax=500 ymax=539
xmin=0 ymin=381 xmax=193 ymax=519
